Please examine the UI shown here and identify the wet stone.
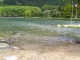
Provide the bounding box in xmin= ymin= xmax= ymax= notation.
xmin=0 ymin=43 xmax=10 ymax=49
xmin=75 ymin=41 xmax=80 ymax=44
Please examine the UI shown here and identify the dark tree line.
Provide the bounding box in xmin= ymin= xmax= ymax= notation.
xmin=3 ymin=0 xmax=71 ymax=7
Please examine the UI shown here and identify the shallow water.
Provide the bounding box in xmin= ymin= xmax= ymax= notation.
xmin=0 ymin=18 xmax=80 ymax=42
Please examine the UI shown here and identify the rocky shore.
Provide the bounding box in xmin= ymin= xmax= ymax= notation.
xmin=0 ymin=33 xmax=80 ymax=60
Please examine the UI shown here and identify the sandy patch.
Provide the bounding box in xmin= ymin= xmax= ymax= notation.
xmin=0 ymin=42 xmax=79 ymax=60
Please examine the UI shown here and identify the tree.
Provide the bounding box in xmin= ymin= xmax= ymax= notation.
xmin=62 ymin=0 xmax=80 ymax=18
xmin=3 ymin=0 xmax=65 ymax=6
xmin=17 ymin=0 xmax=28 ymax=5
xmin=41 ymin=4 xmax=59 ymax=11
xmin=3 ymin=0 xmax=18 ymax=5
xmin=24 ymin=10 xmax=31 ymax=18
xmin=50 ymin=9 xmax=61 ymax=17
xmin=42 ymin=10 xmax=51 ymax=17
xmin=74 ymin=0 xmax=80 ymax=5
xmin=62 ymin=4 xmax=72 ymax=18
xmin=63 ymin=0 xmax=80 ymax=5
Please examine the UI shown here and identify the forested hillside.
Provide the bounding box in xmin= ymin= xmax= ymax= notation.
xmin=3 ymin=0 xmax=71 ymax=7
xmin=0 ymin=0 xmax=80 ymax=18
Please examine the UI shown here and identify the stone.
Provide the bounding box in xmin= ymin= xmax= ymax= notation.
xmin=0 ymin=43 xmax=9 ymax=49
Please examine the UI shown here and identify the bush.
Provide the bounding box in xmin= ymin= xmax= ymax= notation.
xmin=24 ymin=10 xmax=31 ymax=18
xmin=0 ymin=6 xmax=42 ymax=17
xmin=61 ymin=4 xmax=72 ymax=18
xmin=42 ymin=10 xmax=51 ymax=17
xmin=41 ymin=4 xmax=59 ymax=11
xmin=50 ymin=9 xmax=61 ymax=17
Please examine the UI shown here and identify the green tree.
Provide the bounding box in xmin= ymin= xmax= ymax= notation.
xmin=17 ymin=0 xmax=28 ymax=5
xmin=62 ymin=0 xmax=80 ymax=18
xmin=42 ymin=10 xmax=51 ymax=17
xmin=24 ymin=10 xmax=31 ymax=18
xmin=3 ymin=0 xmax=64 ymax=6
xmin=41 ymin=4 xmax=59 ymax=11
xmin=0 ymin=6 xmax=41 ymax=17
xmin=63 ymin=0 xmax=80 ymax=5
xmin=50 ymin=9 xmax=61 ymax=17
xmin=3 ymin=0 xmax=18 ymax=5
xmin=62 ymin=4 xmax=72 ymax=18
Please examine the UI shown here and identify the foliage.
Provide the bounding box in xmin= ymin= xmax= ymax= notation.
xmin=31 ymin=7 xmax=42 ymax=17
xmin=42 ymin=9 xmax=61 ymax=18
xmin=72 ymin=0 xmax=80 ymax=5
xmin=3 ymin=0 xmax=18 ymax=5
xmin=2 ymin=0 xmax=80 ymax=7
xmin=24 ymin=10 xmax=31 ymax=18
xmin=62 ymin=4 xmax=72 ymax=18
xmin=41 ymin=4 xmax=59 ymax=11
xmin=42 ymin=10 xmax=51 ymax=17
xmin=62 ymin=0 xmax=80 ymax=5
xmin=3 ymin=0 xmax=64 ymax=7
xmin=41 ymin=4 xmax=61 ymax=17
xmin=62 ymin=0 xmax=80 ymax=18
xmin=62 ymin=3 xmax=80 ymax=18
xmin=0 ymin=6 xmax=42 ymax=17
xmin=1 ymin=0 xmax=80 ymax=18
xmin=50 ymin=9 xmax=61 ymax=17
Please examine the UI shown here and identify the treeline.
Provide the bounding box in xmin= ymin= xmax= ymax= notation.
xmin=0 ymin=5 xmax=80 ymax=18
xmin=0 ymin=5 xmax=62 ymax=18
xmin=0 ymin=6 xmax=42 ymax=17
xmin=0 ymin=0 xmax=80 ymax=18
xmin=3 ymin=0 xmax=71 ymax=7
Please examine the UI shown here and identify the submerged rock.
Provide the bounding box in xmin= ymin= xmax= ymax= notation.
xmin=0 ymin=43 xmax=9 ymax=49
xmin=75 ymin=41 xmax=80 ymax=44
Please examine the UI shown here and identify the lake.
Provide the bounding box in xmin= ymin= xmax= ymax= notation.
xmin=0 ymin=17 xmax=80 ymax=42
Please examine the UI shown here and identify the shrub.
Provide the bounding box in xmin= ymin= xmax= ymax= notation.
xmin=41 ymin=4 xmax=59 ymax=11
xmin=61 ymin=4 xmax=72 ymax=18
xmin=50 ymin=9 xmax=61 ymax=17
xmin=42 ymin=10 xmax=51 ymax=17
xmin=0 ymin=6 xmax=42 ymax=17
xmin=24 ymin=10 xmax=31 ymax=18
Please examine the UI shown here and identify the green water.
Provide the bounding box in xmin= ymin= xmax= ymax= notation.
xmin=0 ymin=17 xmax=80 ymax=41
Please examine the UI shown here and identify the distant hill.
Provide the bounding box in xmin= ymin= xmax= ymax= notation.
xmin=3 ymin=0 xmax=71 ymax=7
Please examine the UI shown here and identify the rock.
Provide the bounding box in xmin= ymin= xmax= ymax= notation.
xmin=12 ymin=46 xmax=18 ymax=50
xmin=4 ymin=55 xmax=18 ymax=60
xmin=0 ymin=43 xmax=9 ymax=49
xmin=75 ymin=41 xmax=80 ymax=44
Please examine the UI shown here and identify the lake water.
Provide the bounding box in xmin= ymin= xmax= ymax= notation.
xmin=0 ymin=17 xmax=80 ymax=42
